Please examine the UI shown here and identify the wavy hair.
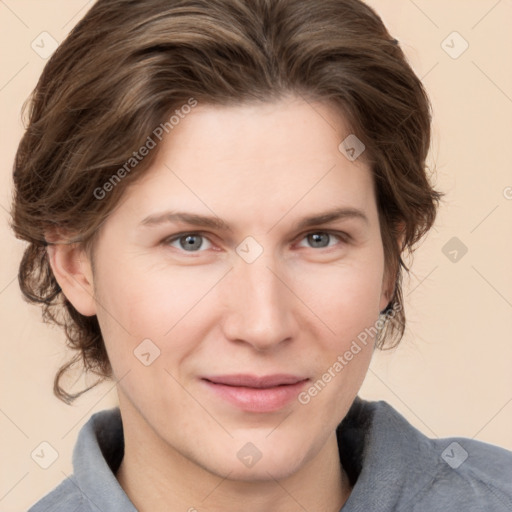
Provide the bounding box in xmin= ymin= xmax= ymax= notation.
xmin=11 ymin=0 xmax=443 ymax=403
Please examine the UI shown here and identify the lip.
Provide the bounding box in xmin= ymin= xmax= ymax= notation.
xmin=201 ymin=374 xmax=309 ymax=413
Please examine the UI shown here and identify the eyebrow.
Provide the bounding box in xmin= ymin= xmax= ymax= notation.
xmin=139 ymin=206 xmax=369 ymax=232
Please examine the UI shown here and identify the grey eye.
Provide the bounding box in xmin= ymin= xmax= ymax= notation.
xmin=179 ymin=234 xmax=204 ymax=251
xmin=166 ymin=233 xmax=213 ymax=252
xmin=306 ymin=232 xmax=332 ymax=248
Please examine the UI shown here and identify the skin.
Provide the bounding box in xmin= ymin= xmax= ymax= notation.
xmin=48 ymin=95 xmax=395 ymax=512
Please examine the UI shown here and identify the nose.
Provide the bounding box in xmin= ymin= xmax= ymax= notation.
xmin=220 ymin=250 xmax=296 ymax=352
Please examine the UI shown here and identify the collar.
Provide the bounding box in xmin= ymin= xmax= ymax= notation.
xmin=71 ymin=396 xmax=442 ymax=511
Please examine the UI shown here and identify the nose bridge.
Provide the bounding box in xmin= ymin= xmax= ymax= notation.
xmin=223 ymin=245 xmax=294 ymax=349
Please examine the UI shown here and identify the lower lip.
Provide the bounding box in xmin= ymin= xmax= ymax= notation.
xmin=201 ymin=379 xmax=309 ymax=413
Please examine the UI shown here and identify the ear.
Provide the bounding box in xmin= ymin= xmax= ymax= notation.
xmin=379 ymin=221 xmax=406 ymax=313
xmin=46 ymin=241 xmax=97 ymax=317
xmin=379 ymin=274 xmax=394 ymax=313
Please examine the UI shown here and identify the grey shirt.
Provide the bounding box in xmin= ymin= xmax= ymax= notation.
xmin=28 ymin=396 xmax=512 ymax=511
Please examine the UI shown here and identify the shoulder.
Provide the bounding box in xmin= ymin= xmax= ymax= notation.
xmin=28 ymin=407 xmax=134 ymax=512
xmin=375 ymin=400 xmax=512 ymax=511
xmin=418 ymin=435 xmax=512 ymax=511
xmin=27 ymin=475 xmax=87 ymax=512
xmin=341 ymin=398 xmax=512 ymax=511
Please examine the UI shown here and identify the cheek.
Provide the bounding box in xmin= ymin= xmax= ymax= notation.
xmin=94 ymin=256 xmax=217 ymax=333
xmin=293 ymin=253 xmax=384 ymax=344
xmin=293 ymin=262 xmax=381 ymax=424
xmin=92 ymin=257 xmax=228 ymax=375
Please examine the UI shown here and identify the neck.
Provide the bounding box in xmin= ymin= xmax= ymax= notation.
xmin=115 ymin=406 xmax=352 ymax=512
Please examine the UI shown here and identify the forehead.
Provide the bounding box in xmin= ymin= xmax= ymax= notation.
xmin=115 ymin=96 xmax=377 ymax=228
xmin=160 ymin=96 xmax=361 ymax=172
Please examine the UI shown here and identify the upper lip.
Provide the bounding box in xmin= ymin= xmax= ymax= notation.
xmin=202 ymin=374 xmax=309 ymax=388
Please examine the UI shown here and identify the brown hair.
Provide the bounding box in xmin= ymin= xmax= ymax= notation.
xmin=11 ymin=0 xmax=443 ymax=404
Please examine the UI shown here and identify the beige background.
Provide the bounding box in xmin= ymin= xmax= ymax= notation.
xmin=1 ymin=0 xmax=511 ymax=510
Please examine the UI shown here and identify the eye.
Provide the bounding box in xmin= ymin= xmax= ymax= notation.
xmin=162 ymin=230 xmax=349 ymax=254
xmin=297 ymin=231 xmax=347 ymax=249
xmin=164 ymin=232 xmax=213 ymax=252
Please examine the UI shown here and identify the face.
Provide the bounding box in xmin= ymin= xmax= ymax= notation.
xmin=75 ymin=96 xmax=392 ymax=481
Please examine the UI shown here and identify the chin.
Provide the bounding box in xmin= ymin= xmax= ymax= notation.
xmin=200 ymin=439 xmax=309 ymax=482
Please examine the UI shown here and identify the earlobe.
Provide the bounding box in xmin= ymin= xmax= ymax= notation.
xmin=380 ymin=222 xmax=405 ymax=313
xmin=46 ymin=242 xmax=97 ymax=316
xmin=379 ymin=284 xmax=393 ymax=314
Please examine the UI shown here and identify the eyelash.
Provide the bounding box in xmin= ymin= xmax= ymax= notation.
xmin=162 ymin=230 xmax=350 ymax=254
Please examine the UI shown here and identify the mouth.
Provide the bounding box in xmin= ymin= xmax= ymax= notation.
xmin=201 ymin=374 xmax=310 ymax=412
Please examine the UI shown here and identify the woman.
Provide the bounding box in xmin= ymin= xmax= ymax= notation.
xmin=11 ymin=0 xmax=512 ymax=510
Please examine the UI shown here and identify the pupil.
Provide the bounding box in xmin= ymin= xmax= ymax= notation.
xmin=309 ymin=233 xmax=328 ymax=247
xmin=182 ymin=235 xmax=201 ymax=250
